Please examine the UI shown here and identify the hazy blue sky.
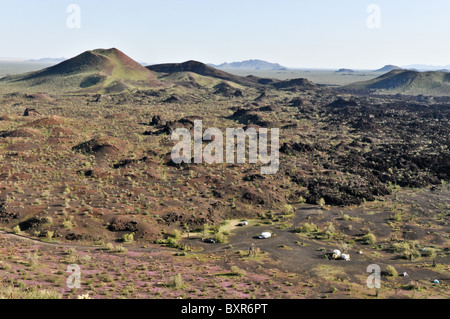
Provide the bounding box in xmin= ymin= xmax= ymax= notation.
xmin=1 ymin=0 xmax=449 ymax=69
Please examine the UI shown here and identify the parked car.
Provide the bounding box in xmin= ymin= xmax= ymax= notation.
xmin=202 ymin=238 xmax=216 ymax=244
xmin=237 ymin=221 xmax=249 ymax=226
xmin=258 ymin=232 xmax=272 ymax=239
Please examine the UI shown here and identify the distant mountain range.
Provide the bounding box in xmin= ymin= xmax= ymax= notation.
xmin=402 ymin=64 xmax=450 ymax=71
xmin=373 ymin=65 xmax=402 ymax=72
xmin=148 ymin=60 xmax=315 ymax=90
xmin=147 ymin=60 xmax=262 ymax=87
xmin=343 ymin=69 xmax=450 ymax=96
xmin=209 ymin=59 xmax=287 ymax=70
xmin=335 ymin=68 xmax=354 ymax=73
xmin=26 ymin=57 xmax=66 ymax=64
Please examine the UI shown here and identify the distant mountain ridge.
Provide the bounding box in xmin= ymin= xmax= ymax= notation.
xmin=147 ymin=60 xmax=263 ymax=87
xmin=148 ymin=60 xmax=317 ymax=91
xmin=336 ymin=68 xmax=354 ymax=73
xmin=402 ymin=64 xmax=450 ymax=71
xmin=210 ymin=59 xmax=286 ymax=70
xmin=373 ymin=65 xmax=402 ymax=72
xmin=343 ymin=69 xmax=450 ymax=96
xmin=26 ymin=58 xmax=66 ymax=64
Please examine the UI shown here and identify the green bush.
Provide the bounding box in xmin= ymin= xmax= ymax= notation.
xmin=214 ymin=232 xmax=227 ymax=243
xmin=317 ymin=198 xmax=326 ymax=207
xmin=230 ymin=266 xmax=246 ymax=277
xmin=294 ymin=222 xmax=318 ymax=233
xmin=391 ymin=242 xmax=420 ymax=259
xmin=169 ymin=273 xmax=184 ymax=289
xmin=121 ymin=232 xmax=135 ymax=243
xmin=46 ymin=230 xmax=54 ymax=240
xmin=421 ymin=247 xmax=437 ymax=258
xmin=386 ymin=265 xmax=398 ymax=277
xmin=12 ymin=225 xmax=21 ymax=235
xmin=362 ymin=233 xmax=376 ymax=245
xmin=0 ymin=285 xmax=61 ymax=299
xmin=171 ymin=229 xmax=182 ymax=239
xmin=281 ymin=204 xmax=294 ymax=215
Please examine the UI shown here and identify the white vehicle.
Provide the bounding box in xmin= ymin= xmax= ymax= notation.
xmin=238 ymin=221 xmax=249 ymax=226
xmin=332 ymin=249 xmax=341 ymax=259
xmin=258 ymin=232 xmax=272 ymax=239
xmin=332 ymin=249 xmax=341 ymax=256
xmin=340 ymin=254 xmax=350 ymax=261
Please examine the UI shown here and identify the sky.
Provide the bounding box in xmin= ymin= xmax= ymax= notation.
xmin=0 ymin=0 xmax=449 ymax=69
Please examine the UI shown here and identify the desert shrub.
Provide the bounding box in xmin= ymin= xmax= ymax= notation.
xmin=403 ymin=281 xmax=421 ymax=291
xmin=230 ymin=266 xmax=246 ymax=277
xmin=80 ymin=254 xmax=92 ymax=264
xmin=390 ymin=213 xmax=402 ymax=222
xmin=361 ymin=233 xmax=376 ymax=245
xmin=169 ymin=273 xmax=184 ymax=289
xmin=62 ymin=219 xmax=75 ymax=230
xmin=171 ymin=229 xmax=182 ymax=239
xmin=281 ymin=204 xmax=294 ymax=215
xmin=421 ymin=247 xmax=437 ymax=258
xmin=66 ymin=247 xmax=76 ymax=255
xmin=0 ymin=262 xmax=12 ymax=271
xmin=385 ymin=265 xmax=398 ymax=277
xmin=214 ymin=232 xmax=227 ymax=243
xmin=105 ymin=243 xmax=127 ymax=253
xmin=343 ymin=214 xmax=353 ymax=221
xmin=165 ymin=237 xmax=178 ymax=248
xmin=121 ymin=232 xmax=134 ymax=243
xmin=12 ymin=225 xmax=21 ymax=234
xmin=317 ymin=198 xmax=326 ymax=207
xmin=46 ymin=230 xmax=54 ymax=240
xmin=105 ymin=243 xmax=115 ymax=251
xmin=0 ymin=285 xmax=62 ymax=299
xmin=391 ymin=242 xmax=420 ymax=259
xmin=294 ymin=222 xmax=318 ymax=233
xmin=25 ymin=251 xmax=40 ymax=267
xmin=297 ymin=196 xmax=306 ymax=204
xmin=323 ymin=222 xmax=336 ymax=239
xmin=97 ymin=273 xmax=114 ymax=283
xmin=113 ymin=244 xmax=127 ymax=253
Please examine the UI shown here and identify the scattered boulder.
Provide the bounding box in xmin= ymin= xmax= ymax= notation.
xmin=0 ymin=202 xmax=18 ymax=223
xmin=258 ymin=105 xmax=279 ymax=112
xmin=290 ymin=97 xmax=312 ymax=107
xmin=272 ymin=78 xmax=317 ymax=90
xmin=1 ymin=128 xmax=43 ymax=138
xmin=23 ymin=108 xmax=41 ymax=117
xmin=93 ymin=94 xmax=112 ymax=103
xmin=108 ymin=216 xmax=138 ymax=232
xmin=242 ymin=190 xmax=265 ymax=205
xmin=73 ymin=136 xmax=128 ymax=157
xmin=19 ymin=216 xmax=51 ymax=231
xmin=150 ymin=115 xmax=163 ymax=126
xmin=29 ymin=115 xmax=65 ymax=127
xmin=280 ymin=141 xmax=314 ymax=154
xmin=107 ymin=216 xmax=159 ymax=241
xmin=254 ymin=92 xmax=267 ymax=102
xmin=213 ymin=83 xmax=244 ymax=97
xmin=163 ymin=95 xmax=180 ymax=103
xmin=161 ymin=211 xmax=209 ymax=228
